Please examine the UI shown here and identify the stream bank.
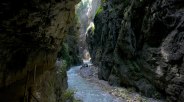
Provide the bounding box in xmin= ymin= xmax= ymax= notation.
xmin=67 ymin=65 xmax=165 ymax=102
xmin=67 ymin=66 xmax=124 ymax=102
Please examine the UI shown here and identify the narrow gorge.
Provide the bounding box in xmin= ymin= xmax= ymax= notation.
xmin=0 ymin=0 xmax=184 ymax=102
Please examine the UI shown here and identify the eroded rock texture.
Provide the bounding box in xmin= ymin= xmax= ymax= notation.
xmin=87 ymin=0 xmax=184 ymax=101
xmin=0 ymin=0 xmax=79 ymax=101
xmin=57 ymin=20 xmax=82 ymax=67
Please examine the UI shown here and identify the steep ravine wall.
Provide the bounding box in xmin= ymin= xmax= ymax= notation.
xmin=76 ymin=0 xmax=101 ymax=57
xmin=0 ymin=0 xmax=79 ymax=102
xmin=87 ymin=0 xmax=184 ymax=101
xmin=57 ymin=19 xmax=82 ymax=67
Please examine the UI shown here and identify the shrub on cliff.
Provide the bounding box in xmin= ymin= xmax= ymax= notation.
xmin=95 ymin=6 xmax=103 ymax=16
xmin=57 ymin=43 xmax=71 ymax=69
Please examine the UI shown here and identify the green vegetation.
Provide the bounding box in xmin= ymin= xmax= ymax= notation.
xmin=101 ymin=0 xmax=107 ymax=3
xmin=62 ymin=89 xmax=81 ymax=102
xmin=95 ymin=6 xmax=103 ymax=16
xmin=91 ymin=25 xmax=95 ymax=33
xmin=60 ymin=60 xmax=67 ymax=79
xmin=57 ymin=19 xmax=81 ymax=68
xmin=62 ymin=90 xmax=74 ymax=101
xmin=86 ymin=22 xmax=95 ymax=34
xmin=57 ymin=43 xmax=71 ymax=68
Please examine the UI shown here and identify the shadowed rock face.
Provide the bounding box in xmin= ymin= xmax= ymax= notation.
xmin=87 ymin=0 xmax=184 ymax=101
xmin=0 ymin=0 xmax=79 ymax=101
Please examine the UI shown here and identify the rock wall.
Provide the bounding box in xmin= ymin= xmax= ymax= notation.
xmin=57 ymin=20 xmax=82 ymax=67
xmin=0 ymin=0 xmax=79 ymax=101
xmin=87 ymin=0 xmax=184 ymax=101
xmin=32 ymin=60 xmax=68 ymax=102
xmin=76 ymin=0 xmax=101 ymax=57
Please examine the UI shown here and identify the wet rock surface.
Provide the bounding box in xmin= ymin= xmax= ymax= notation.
xmin=86 ymin=0 xmax=184 ymax=101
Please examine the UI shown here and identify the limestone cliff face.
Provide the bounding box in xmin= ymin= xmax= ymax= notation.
xmin=87 ymin=0 xmax=184 ymax=101
xmin=0 ymin=0 xmax=79 ymax=101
